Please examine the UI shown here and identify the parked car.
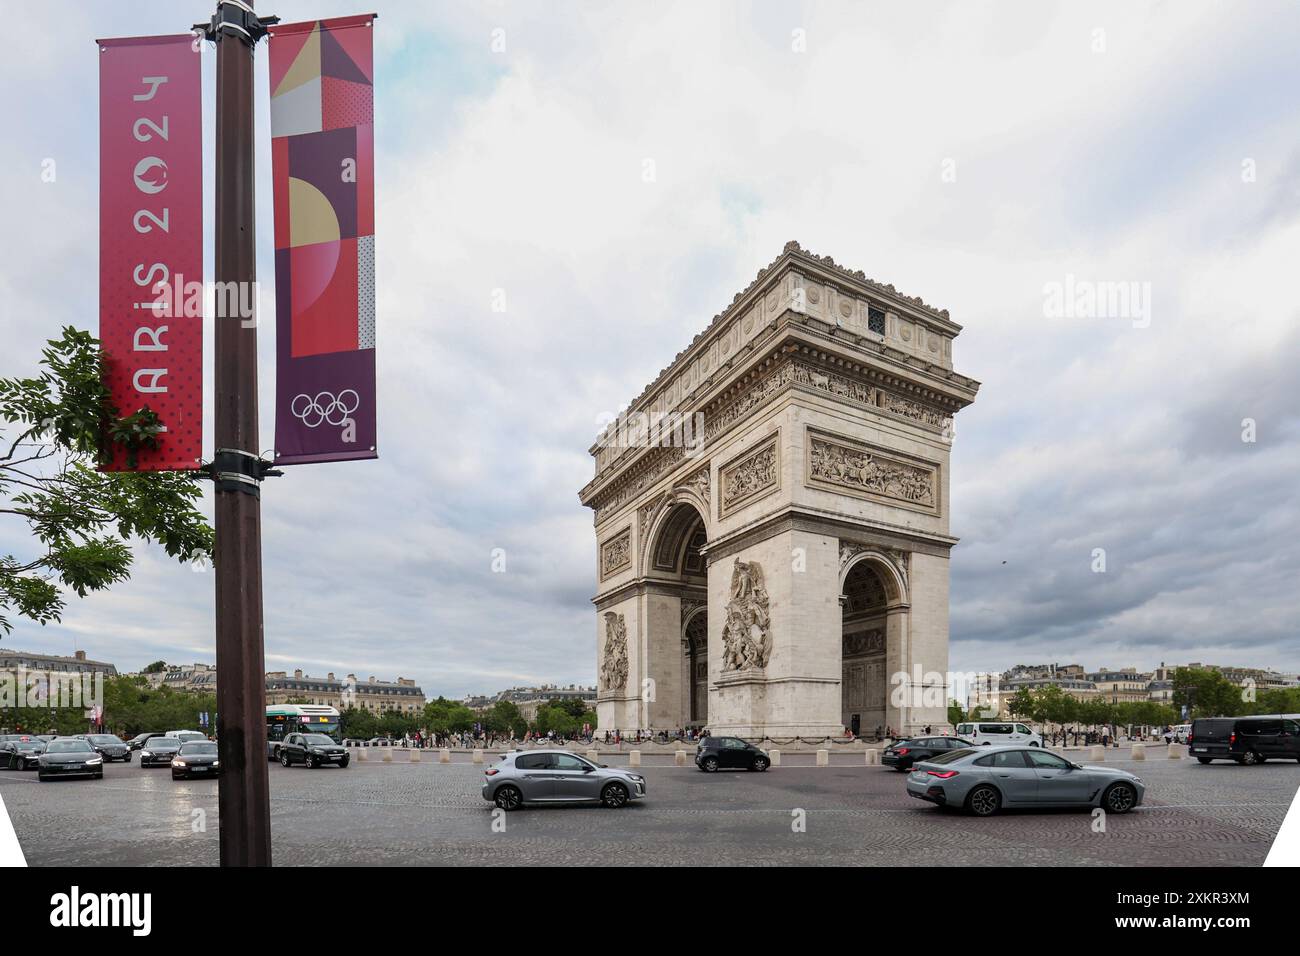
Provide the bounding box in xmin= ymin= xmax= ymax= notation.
xmin=1190 ymin=716 xmax=1300 ymax=765
xmin=278 ymin=733 xmax=350 ymax=768
xmin=695 ymin=736 xmax=770 ymax=772
xmin=1 ymin=735 xmax=46 ymax=770
xmin=1169 ymin=723 xmax=1192 ymax=744
xmin=952 ymin=721 xmax=1043 ymax=747
xmin=481 ymin=749 xmax=646 ymax=810
xmin=78 ymin=734 xmax=131 ymax=762
xmin=37 ymin=738 xmax=104 ymax=781
xmin=883 ymin=736 xmax=973 ymax=771
xmin=171 ymin=741 xmax=221 ymax=779
xmin=138 ymin=736 xmax=183 ymax=768
xmin=905 ymin=746 xmax=1143 ymax=816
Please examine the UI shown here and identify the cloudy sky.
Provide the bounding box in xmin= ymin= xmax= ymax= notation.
xmin=1 ymin=0 xmax=1298 ymax=698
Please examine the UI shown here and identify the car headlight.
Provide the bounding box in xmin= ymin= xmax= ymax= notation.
xmin=141 ymin=751 xmax=152 ymax=758
xmin=173 ymin=759 xmax=186 ymax=767
xmin=87 ymin=757 xmax=103 ymax=765
xmin=628 ymin=773 xmax=644 ymax=781
xmin=213 ymin=760 xmax=220 ymax=768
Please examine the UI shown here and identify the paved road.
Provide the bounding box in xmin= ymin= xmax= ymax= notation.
xmin=2 ymin=753 xmax=1294 ymax=866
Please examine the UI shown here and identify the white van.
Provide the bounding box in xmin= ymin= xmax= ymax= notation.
xmin=953 ymin=721 xmax=1043 ymax=747
xmin=1171 ymin=724 xmax=1192 ymax=744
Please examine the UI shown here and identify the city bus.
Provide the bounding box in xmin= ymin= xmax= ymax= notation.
xmin=266 ymin=704 xmax=342 ymax=759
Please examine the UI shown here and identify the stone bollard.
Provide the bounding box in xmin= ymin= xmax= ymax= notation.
xmin=674 ymin=750 xmax=687 ymax=767
xmin=1168 ymin=743 xmax=1187 ymax=759
xmin=769 ymin=749 xmax=781 ymax=766
xmin=357 ymin=747 xmax=367 ymax=761
xmin=865 ymin=749 xmax=880 ymax=766
xmin=816 ymin=749 xmax=829 ymax=767
xmin=382 ymin=748 xmax=393 ymax=763
xmin=585 ymin=749 xmax=599 ymax=762
xmin=629 ymin=750 xmax=641 ymax=768
xmin=439 ymin=748 xmax=451 ymax=763
xmin=472 ymin=749 xmax=484 ymax=764
xmin=410 ymin=748 xmax=421 ymax=762
xmin=1089 ymin=745 xmax=1105 ymax=761
xmin=1131 ymin=743 xmax=1146 ymax=760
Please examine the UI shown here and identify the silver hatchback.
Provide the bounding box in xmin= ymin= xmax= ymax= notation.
xmin=482 ymin=750 xmax=647 ymax=810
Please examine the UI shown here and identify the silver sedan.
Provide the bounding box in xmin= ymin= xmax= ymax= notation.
xmin=481 ymin=749 xmax=647 ymax=810
xmin=905 ymin=746 xmax=1144 ymax=816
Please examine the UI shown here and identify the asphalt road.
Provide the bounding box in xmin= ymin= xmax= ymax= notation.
xmin=2 ymin=751 xmax=1295 ymax=866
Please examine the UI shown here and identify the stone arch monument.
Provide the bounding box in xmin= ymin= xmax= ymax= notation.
xmin=578 ymin=242 xmax=979 ymax=738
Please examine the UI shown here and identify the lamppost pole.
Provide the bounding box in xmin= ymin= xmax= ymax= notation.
xmin=200 ymin=0 xmax=278 ymax=867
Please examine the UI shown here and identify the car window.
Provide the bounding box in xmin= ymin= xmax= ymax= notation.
xmin=1284 ymin=720 xmax=1300 ymax=735
xmin=992 ymin=750 xmax=1031 ymax=768
xmin=723 ymin=738 xmax=749 ymax=749
xmin=515 ymin=753 xmax=551 ymax=770
xmin=553 ymin=754 xmax=587 ymax=771
xmin=1026 ymin=750 xmax=1069 ymax=769
xmin=1241 ymin=720 xmax=1280 ymax=736
xmin=1015 ymin=724 xmax=1031 ymax=735
xmin=955 ymin=724 xmax=972 ymax=736
xmin=925 ymin=748 xmax=976 ymax=765
xmin=980 ymin=724 xmax=1013 ymax=735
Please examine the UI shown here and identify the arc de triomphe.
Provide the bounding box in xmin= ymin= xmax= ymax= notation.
xmin=578 ymin=242 xmax=979 ymax=738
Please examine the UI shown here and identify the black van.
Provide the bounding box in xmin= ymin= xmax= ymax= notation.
xmin=1189 ymin=715 xmax=1300 ymax=765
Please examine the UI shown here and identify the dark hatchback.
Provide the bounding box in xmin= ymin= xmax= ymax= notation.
xmin=127 ymin=732 xmax=165 ymax=752
xmin=80 ymin=733 xmax=131 ymax=762
xmin=37 ymin=738 xmax=103 ymax=781
xmin=278 ymin=732 xmax=349 ymax=768
xmin=695 ymin=736 xmax=770 ymax=772
xmin=138 ymin=736 xmax=183 ymax=767
xmin=883 ymin=736 xmax=973 ymax=771
xmin=1190 ymin=716 xmax=1300 ymax=765
xmin=1 ymin=735 xmax=46 ymax=770
xmin=171 ymin=741 xmax=220 ymax=779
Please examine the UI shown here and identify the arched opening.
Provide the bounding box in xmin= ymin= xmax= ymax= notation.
xmin=644 ymin=500 xmax=708 ymax=731
xmin=841 ymin=560 xmax=890 ymax=738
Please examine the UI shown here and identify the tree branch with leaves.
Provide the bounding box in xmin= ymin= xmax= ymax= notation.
xmin=0 ymin=327 xmax=212 ymax=635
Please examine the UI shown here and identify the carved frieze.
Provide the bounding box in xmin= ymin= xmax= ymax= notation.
xmin=720 ymin=438 xmax=779 ymax=515
xmin=600 ymin=611 xmax=629 ymax=693
xmin=808 ymin=431 xmax=937 ymax=513
xmin=843 ymin=628 xmax=885 ymax=657
xmin=680 ymin=465 xmax=711 ymax=509
xmin=599 ymin=528 xmax=631 ymax=579
xmin=720 ymin=559 xmax=772 ymax=671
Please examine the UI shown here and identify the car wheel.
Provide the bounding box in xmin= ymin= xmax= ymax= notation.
xmin=1029 ymin=741 xmax=1040 ymax=747
xmin=340 ymin=756 xmax=350 ymax=768
xmin=751 ymin=756 xmax=769 ymax=772
xmin=701 ymin=756 xmax=719 ymax=772
xmin=494 ymin=785 xmax=522 ymax=811
xmin=1103 ymin=782 xmax=1137 ymax=814
xmin=1197 ymin=756 xmax=1212 ymax=764
xmin=124 ymin=753 xmax=132 ymax=763
xmin=280 ymin=752 xmax=291 ymax=768
xmin=601 ymin=782 xmax=630 ymax=808
xmin=1241 ymin=750 xmax=1261 ymax=766
xmin=966 ymin=784 xmax=1001 ymax=817
xmin=305 ymin=755 xmax=317 ymax=769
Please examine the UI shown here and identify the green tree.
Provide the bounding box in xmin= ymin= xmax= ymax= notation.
xmin=1172 ymin=667 xmax=1242 ymax=719
xmin=141 ymin=660 xmax=167 ymax=674
xmin=947 ymin=699 xmax=966 ymax=727
xmin=485 ymin=700 xmax=527 ymax=738
xmin=0 ymin=328 xmax=212 ymax=635
xmin=1006 ymin=687 xmax=1036 ymax=720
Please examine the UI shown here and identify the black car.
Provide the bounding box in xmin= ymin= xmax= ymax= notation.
xmin=695 ymin=736 xmax=770 ymax=772
xmin=127 ymin=732 xmax=165 ymax=752
xmin=171 ymin=741 xmax=221 ymax=779
xmin=278 ymin=732 xmax=349 ymax=768
xmin=1 ymin=735 xmax=46 ymax=770
xmin=1190 ymin=716 xmax=1300 ymax=765
xmin=80 ymin=733 xmax=131 ymax=762
xmin=37 ymin=738 xmax=103 ymax=781
xmin=882 ymin=736 xmax=973 ymax=771
xmin=138 ymin=736 xmax=183 ymax=767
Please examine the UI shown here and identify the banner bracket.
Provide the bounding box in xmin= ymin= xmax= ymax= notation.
xmin=193 ymin=1 xmax=278 ymax=45
xmin=198 ymin=448 xmax=283 ymax=497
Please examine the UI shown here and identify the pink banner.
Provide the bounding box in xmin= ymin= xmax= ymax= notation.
xmin=98 ymin=34 xmax=203 ymax=471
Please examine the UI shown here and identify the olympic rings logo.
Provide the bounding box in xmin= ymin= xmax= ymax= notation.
xmin=290 ymin=390 xmax=360 ymax=428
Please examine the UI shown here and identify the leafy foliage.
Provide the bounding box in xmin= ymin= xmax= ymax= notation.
xmin=0 ymin=327 xmax=212 ymax=634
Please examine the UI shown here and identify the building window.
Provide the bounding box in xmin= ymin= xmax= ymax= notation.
xmin=867 ymin=306 xmax=886 ymax=336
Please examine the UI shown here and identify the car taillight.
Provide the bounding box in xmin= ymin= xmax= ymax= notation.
xmin=1186 ymin=734 xmax=1193 ymax=744
xmin=484 ymin=768 xmax=498 ymax=775
xmin=926 ymin=770 xmax=959 ymax=778
xmin=896 ymin=747 xmax=910 ymax=755
xmin=1229 ymin=733 xmax=1236 ymax=745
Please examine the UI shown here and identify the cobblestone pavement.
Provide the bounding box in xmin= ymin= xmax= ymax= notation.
xmin=1 ymin=753 xmax=1294 ymax=866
